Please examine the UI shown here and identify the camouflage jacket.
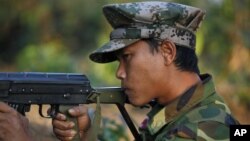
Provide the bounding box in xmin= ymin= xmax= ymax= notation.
xmin=139 ymin=74 xmax=239 ymax=141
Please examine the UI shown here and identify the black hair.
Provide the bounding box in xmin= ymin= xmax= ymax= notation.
xmin=174 ymin=45 xmax=200 ymax=74
xmin=143 ymin=38 xmax=200 ymax=74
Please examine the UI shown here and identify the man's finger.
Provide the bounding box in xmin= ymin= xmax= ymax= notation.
xmin=68 ymin=105 xmax=88 ymax=117
xmin=0 ymin=102 xmax=14 ymax=113
xmin=52 ymin=119 xmax=75 ymax=130
xmin=53 ymin=128 xmax=77 ymax=138
xmin=54 ymin=113 xmax=67 ymax=121
xmin=56 ymin=135 xmax=75 ymax=141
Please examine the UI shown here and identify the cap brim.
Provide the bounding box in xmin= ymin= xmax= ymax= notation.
xmin=89 ymin=39 xmax=140 ymax=63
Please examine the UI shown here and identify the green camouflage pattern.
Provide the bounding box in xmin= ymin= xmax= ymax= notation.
xmin=139 ymin=74 xmax=239 ymax=141
xmin=89 ymin=1 xmax=205 ymax=63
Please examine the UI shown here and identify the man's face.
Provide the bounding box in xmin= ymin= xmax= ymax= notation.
xmin=116 ymin=40 xmax=166 ymax=106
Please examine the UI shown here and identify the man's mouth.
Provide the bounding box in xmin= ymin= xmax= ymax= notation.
xmin=122 ymin=87 xmax=129 ymax=94
xmin=122 ymin=84 xmax=133 ymax=96
xmin=124 ymin=88 xmax=135 ymax=98
xmin=124 ymin=88 xmax=129 ymax=94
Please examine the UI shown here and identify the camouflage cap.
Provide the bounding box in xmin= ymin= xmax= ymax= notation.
xmin=89 ymin=1 xmax=205 ymax=63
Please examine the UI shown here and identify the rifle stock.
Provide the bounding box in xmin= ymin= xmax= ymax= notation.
xmin=0 ymin=72 xmax=142 ymax=141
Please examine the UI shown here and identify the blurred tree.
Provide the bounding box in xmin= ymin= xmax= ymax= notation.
xmin=0 ymin=0 xmax=103 ymax=64
xmin=16 ymin=41 xmax=75 ymax=72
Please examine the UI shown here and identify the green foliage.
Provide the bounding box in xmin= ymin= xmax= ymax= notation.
xmin=16 ymin=41 xmax=75 ymax=72
xmin=99 ymin=117 xmax=129 ymax=141
xmin=87 ymin=62 xmax=120 ymax=86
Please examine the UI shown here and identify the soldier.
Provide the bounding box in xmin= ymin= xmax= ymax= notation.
xmin=0 ymin=1 xmax=238 ymax=141
xmin=52 ymin=1 xmax=239 ymax=141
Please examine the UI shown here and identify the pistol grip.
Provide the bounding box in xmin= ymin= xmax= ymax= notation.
xmin=59 ymin=105 xmax=81 ymax=141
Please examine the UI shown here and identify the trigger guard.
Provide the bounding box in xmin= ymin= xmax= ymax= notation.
xmin=39 ymin=104 xmax=57 ymax=118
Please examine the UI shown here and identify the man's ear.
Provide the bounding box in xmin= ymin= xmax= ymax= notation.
xmin=160 ymin=40 xmax=176 ymax=65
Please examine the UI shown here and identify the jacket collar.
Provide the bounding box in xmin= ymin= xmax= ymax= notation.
xmin=144 ymin=74 xmax=216 ymax=135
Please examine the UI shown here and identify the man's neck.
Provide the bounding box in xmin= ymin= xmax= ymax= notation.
xmin=158 ymin=70 xmax=201 ymax=105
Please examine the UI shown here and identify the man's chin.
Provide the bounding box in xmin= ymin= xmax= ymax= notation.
xmin=128 ymin=97 xmax=148 ymax=107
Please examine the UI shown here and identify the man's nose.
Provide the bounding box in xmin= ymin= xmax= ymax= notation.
xmin=116 ymin=62 xmax=126 ymax=80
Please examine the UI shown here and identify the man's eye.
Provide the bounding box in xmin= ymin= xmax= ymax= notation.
xmin=122 ymin=54 xmax=131 ymax=59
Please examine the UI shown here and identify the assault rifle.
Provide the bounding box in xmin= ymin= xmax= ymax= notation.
xmin=0 ymin=72 xmax=143 ymax=141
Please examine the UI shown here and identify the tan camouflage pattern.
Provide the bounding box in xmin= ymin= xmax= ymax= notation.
xmin=139 ymin=74 xmax=239 ymax=141
xmin=89 ymin=1 xmax=205 ymax=63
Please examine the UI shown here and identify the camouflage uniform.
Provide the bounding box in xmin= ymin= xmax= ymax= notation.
xmin=89 ymin=1 xmax=239 ymax=140
xmin=139 ymin=74 xmax=238 ymax=140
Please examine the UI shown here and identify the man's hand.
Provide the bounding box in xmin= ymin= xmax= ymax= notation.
xmin=52 ymin=105 xmax=91 ymax=141
xmin=0 ymin=102 xmax=33 ymax=141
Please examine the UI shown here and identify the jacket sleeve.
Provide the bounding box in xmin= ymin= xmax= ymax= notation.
xmin=155 ymin=121 xmax=230 ymax=141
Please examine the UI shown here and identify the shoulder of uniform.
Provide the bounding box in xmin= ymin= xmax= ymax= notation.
xmin=155 ymin=121 xmax=230 ymax=140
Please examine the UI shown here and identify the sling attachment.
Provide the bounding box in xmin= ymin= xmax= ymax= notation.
xmin=87 ymin=92 xmax=102 ymax=141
